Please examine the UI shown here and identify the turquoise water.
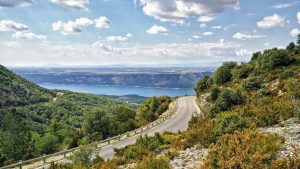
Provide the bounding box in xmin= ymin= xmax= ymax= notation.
xmin=40 ymin=84 xmax=195 ymax=97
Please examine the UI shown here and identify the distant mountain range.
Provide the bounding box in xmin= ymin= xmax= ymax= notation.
xmin=11 ymin=67 xmax=213 ymax=88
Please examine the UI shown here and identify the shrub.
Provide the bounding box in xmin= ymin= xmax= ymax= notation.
xmin=115 ymin=133 xmax=165 ymax=162
xmin=134 ymin=154 xmax=171 ymax=169
xmin=185 ymin=116 xmax=216 ymax=148
xmin=257 ymin=88 xmax=271 ymax=96
xmin=232 ymin=63 xmax=254 ymax=80
xmin=68 ymin=143 xmax=97 ymax=167
xmin=242 ymin=76 xmax=261 ymax=91
xmin=280 ymin=69 xmax=295 ymax=80
xmin=259 ymin=49 xmax=294 ymax=69
xmin=210 ymin=87 xmax=220 ymax=102
xmin=209 ymin=89 xmax=244 ymax=117
xmin=214 ymin=112 xmax=251 ymax=137
xmin=202 ymin=130 xmax=284 ymax=169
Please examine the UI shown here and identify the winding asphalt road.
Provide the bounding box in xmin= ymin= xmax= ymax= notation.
xmin=35 ymin=96 xmax=199 ymax=168
xmin=98 ymin=96 xmax=200 ymax=160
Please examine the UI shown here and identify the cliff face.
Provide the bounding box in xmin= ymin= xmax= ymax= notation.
xmin=17 ymin=72 xmax=213 ymax=88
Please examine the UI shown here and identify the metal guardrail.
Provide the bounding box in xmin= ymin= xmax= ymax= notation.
xmin=1 ymin=99 xmax=180 ymax=169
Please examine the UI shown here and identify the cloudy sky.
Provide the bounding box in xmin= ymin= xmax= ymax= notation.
xmin=0 ymin=0 xmax=299 ymax=67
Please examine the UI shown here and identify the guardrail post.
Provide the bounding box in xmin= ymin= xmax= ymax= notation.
xmin=43 ymin=155 xmax=46 ymax=164
xmin=19 ymin=160 xmax=22 ymax=169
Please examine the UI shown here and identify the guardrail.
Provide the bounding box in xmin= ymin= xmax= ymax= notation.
xmin=1 ymin=99 xmax=180 ymax=169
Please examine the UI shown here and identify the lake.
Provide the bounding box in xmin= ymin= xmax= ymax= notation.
xmin=40 ymin=84 xmax=195 ymax=97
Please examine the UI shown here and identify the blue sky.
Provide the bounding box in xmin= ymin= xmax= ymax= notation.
xmin=0 ymin=0 xmax=299 ymax=66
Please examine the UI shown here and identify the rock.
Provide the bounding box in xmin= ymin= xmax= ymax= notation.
xmin=260 ymin=118 xmax=300 ymax=159
xmin=170 ymin=145 xmax=208 ymax=169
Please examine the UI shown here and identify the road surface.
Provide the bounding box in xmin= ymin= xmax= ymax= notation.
xmin=36 ymin=96 xmax=199 ymax=168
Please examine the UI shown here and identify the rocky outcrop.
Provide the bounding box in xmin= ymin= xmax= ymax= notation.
xmin=260 ymin=118 xmax=300 ymax=158
xmin=170 ymin=145 xmax=208 ymax=169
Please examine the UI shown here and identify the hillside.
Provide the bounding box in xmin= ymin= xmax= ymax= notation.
xmin=60 ymin=37 xmax=300 ymax=169
xmin=0 ymin=66 xmax=172 ymax=167
xmin=12 ymin=67 xmax=213 ymax=88
xmin=0 ymin=65 xmax=54 ymax=108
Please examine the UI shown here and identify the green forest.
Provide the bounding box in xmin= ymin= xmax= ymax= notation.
xmin=0 ymin=65 xmax=172 ymax=167
xmin=49 ymin=35 xmax=300 ymax=169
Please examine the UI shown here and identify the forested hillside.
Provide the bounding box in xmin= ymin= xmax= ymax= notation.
xmin=60 ymin=36 xmax=300 ymax=169
xmin=0 ymin=66 xmax=172 ymax=167
xmin=0 ymin=65 xmax=54 ymax=108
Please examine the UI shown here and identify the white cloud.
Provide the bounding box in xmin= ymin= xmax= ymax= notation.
xmin=235 ymin=49 xmax=252 ymax=57
xmin=298 ymin=12 xmax=300 ymax=24
xmin=257 ymin=14 xmax=285 ymax=29
xmin=192 ymin=35 xmax=200 ymax=39
xmin=13 ymin=31 xmax=47 ymax=40
xmin=105 ymin=33 xmax=133 ymax=42
xmin=52 ymin=17 xmax=94 ymax=35
xmin=290 ymin=28 xmax=300 ymax=37
xmin=211 ymin=26 xmax=222 ymax=29
xmin=126 ymin=33 xmax=133 ymax=37
xmin=146 ymin=25 xmax=168 ymax=35
xmin=233 ymin=32 xmax=266 ymax=40
xmin=135 ymin=0 xmax=239 ymax=23
xmin=0 ymin=19 xmax=28 ymax=32
xmin=272 ymin=2 xmax=299 ymax=9
xmin=94 ymin=16 xmax=111 ymax=29
xmin=200 ymin=23 xmax=206 ymax=28
xmin=0 ymin=41 xmax=19 ymax=47
xmin=75 ymin=17 xmax=93 ymax=26
xmin=1 ymin=39 xmax=250 ymax=66
xmin=0 ymin=0 xmax=34 ymax=7
xmin=202 ymin=32 xmax=213 ymax=36
xmin=198 ymin=16 xmax=215 ymax=22
xmin=49 ymin=0 xmax=89 ymax=10
xmin=106 ymin=36 xmax=128 ymax=42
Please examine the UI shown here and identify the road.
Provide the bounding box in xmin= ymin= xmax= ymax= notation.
xmin=98 ymin=96 xmax=200 ymax=160
xmin=36 ymin=96 xmax=199 ymax=168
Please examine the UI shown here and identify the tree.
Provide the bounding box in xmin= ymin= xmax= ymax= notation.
xmin=209 ymin=89 xmax=244 ymax=117
xmin=194 ymin=76 xmax=213 ymax=94
xmin=286 ymin=42 xmax=296 ymax=51
xmin=69 ymin=143 xmax=97 ymax=167
xmin=36 ymin=133 xmax=59 ymax=155
xmin=260 ymin=49 xmax=294 ymax=69
xmin=213 ymin=62 xmax=237 ymax=85
xmin=210 ymin=87 xmax=220 ymax=102
xmin=232 ymin=63 xmax=254 ymax=80
xmin=83 ymin=109 xmax=111 ymax=142
xmin=0 ymin=109 xmax=31 ymax=161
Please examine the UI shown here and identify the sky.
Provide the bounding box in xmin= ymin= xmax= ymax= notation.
xmin=0 ymin=0 xmax=299 ymax=67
